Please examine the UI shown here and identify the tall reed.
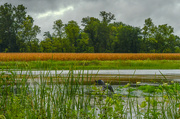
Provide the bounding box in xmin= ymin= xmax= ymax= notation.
xmin=0 ymin=68 xmax=180 ymax=118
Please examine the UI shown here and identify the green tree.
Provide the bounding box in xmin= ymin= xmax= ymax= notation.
xmin=174 ymin=36 xmax=180 ymax=53
xmin=142 ymin=18 xmax=179 ymax=53
xmin=141 ymin=18 xmax=156 ymax=52
xmin=43 ymin=19 xmax=73 ymax=53
xmin=113 ymin=24 xmax=142 ymax=53
xmin=97 ymin=11 xmax=115 ymax=52
xmin=17 ymin=16 xmax=41 ymax=52
xmin=82 ymin=17 xmax=100 ymax=52
xmin=0 ymin=3 xmax=40 ymax=52
xmin=65 ymin=20 xmax=80 ymax=52
xmin=0 ymin=3 xmax=17 ymax=52
xmin=76 ymin=32 xmax=94 ymax=53
xmin=53 ymin=19 xmax=64 ymax=39
xmin=30 ymin=39 xmax=39 ymax=52
xmin=52 ymin=19 xmax=64 ymax=52
xmin=40 ymin=38 xmax=53 ymax=52
xmin=155 ymin=24 xmax=176 ymax=52
xmin=43 ymin=31 xmax=53 ymax=41
xmin=82 ymin=11 xmax=115 ymax=53
xmin=109 ymin=22 xmax=125 ymax=52
xmin=99 ymin=11 xmax=115 ymax=24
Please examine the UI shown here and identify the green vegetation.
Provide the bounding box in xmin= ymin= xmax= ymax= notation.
xmin=1 ymin=69 xmax=180 ymax=118
xmin=1 ymin=3 xmax=180 ymax=53
xmin=1 ymin=60 xmax=180 ymax=70
xmin=1 ymin=2 xmax=180 ymax=118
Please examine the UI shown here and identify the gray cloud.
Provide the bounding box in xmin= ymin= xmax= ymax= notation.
xmin=1 ymin=0 xmax=180 ymax=39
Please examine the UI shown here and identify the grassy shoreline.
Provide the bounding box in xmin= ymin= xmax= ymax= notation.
xmin=1 ymin=60 xmax=180 ymax=70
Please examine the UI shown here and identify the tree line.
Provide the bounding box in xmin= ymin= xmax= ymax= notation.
xmin=1 ymin=3 xmax=180 ymax=53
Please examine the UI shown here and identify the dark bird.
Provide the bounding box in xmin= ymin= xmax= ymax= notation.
xmin=95 ymin=80 xmax=114 ymax=93
xmin=95 ymin=79 xmax=105 ymax=85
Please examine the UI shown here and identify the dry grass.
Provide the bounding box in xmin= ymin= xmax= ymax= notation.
xmin=0 ymin=53 xmax=180 ymax=61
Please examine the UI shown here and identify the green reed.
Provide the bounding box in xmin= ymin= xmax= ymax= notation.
xmin=0 ymin=68 xmax=180 ymax=119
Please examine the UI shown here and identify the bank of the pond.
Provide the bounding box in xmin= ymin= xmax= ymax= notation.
xmin=1 ymin=60 xmax=180 ymax=70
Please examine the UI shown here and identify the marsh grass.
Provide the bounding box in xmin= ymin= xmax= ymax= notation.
xmin=2 ymin=60 xmax=180 ymax=70
xmin=0 ymin=69 xmax=180 ymax=119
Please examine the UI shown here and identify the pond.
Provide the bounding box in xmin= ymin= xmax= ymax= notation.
xmin=3 ymin=69 xmax=180 ymax=84
xmin=1 ymin=69 xmax=180 ymax=118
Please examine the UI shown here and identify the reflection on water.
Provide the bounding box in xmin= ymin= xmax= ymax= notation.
xmin=1 ymin=69 xmax=180 ymax=84
xmin=3 ymin=69 xmax=180 ymax=75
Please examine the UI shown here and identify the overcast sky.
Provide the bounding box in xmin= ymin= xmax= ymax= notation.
xmin=1 ymin=0 xmax=180 ymax=40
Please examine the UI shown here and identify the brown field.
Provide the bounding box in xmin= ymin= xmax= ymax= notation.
xmin=0 ymin=53 xmax=180 ymax=61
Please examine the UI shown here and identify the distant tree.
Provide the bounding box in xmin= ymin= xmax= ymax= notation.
xmin=17 ymin=16 xmax=41 ymax=52
xmin=53 ymin=19 xmax=64 ymax=39
xmin=99 ymin=11 xmax=116 ymax=24
xmin=82 ymin=11 xmax=116 ymax=53
xmin=113 ymin=24 xmax=142 ymax=53
xmin=141 ymin=18 xmax=156 ymax=52
xmin=154 ymin=24 xmax=176 ymax=52
xmin=174 ymin=36 xmax=180 ymax=53
xmin=43 ymin=31 xmax=53 ymax=41
xmin=38 ymin=11 xmax=180 ymax=53
xmin=40 ymin=38 xmax=53 ymax=52
xmin=97 ymin=11 xmax=116 ymax=52
xmin=30 ymin=39 xmax=39 ymax=52
xmin=0 ymin=3 xmax=40 ymax=52
xmin=65 ymin=20 xmax=80 ymax=52
xmin=82 ymin=17 xmax=100 ymax=52
xmin=0 ymin=3 xmax=17 ymax=52
xmin=142 ymin=18 xmax=179 ymax=53
xmin=109 ymin=22 xmax=125 ymax=52
xmin=76 ymin=32 xmax=94 ymax=53
xmin=52 ymin=19 xmax=65 ymax=52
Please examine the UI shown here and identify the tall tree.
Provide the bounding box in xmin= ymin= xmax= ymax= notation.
xmin=0 ymin=3 xmax=17 ymax=52
xmin=141 ymin=18 xmax=156 ymax=52
xmin=40 ymin=38 xmax=53 ymax=52
xmin=43 ymin=31 xmax=53 ymax=41
xmin=81 ymin=17 xmax=100 ymax=52
xmin=30 ymin=39 xmax=39 ymax=52
xmin=155 ymin=24 xmax=176 ymax=52
xmin=0 ymin=3 xmax=40 ymax=52
xmin=53 ymin=19 xmax=64 ymax=39
xmin=142 ymin=18 xmax=179 ymax=53
xmin=76 ymin=32 xmax=94 ymax=53
xmin=65 ymin=20 xmax=80 ymax=52
xmin=17 ymin=16 xmax=40 ymax=52
xmin=97 ymin=11 xmax=115 ymax=52
xmin=99 ymin=11 xmax=115 ymax=24
xmin=113 ymin=24 xmax=141 ymax=53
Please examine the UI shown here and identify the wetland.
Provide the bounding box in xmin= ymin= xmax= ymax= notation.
xmin=1 ymin=69 xmax=180 ymax=118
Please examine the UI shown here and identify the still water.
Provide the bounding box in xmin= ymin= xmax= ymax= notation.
xmin=2 ymin=69 xmax=180 ymax=84
xmin=3 ymin=69 xmax=180 ymax=75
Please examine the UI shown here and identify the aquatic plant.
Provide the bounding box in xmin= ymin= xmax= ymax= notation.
xmin=0 ymin=69 xmax=180 ymax=118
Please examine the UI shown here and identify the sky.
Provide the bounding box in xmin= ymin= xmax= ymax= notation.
xmin=1 ymin=0 xmax=180 ymax=40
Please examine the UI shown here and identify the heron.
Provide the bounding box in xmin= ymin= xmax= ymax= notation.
xmin=95 ymin=80 xmax=114 ymax=93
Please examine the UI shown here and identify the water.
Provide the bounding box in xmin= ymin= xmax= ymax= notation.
xmin=3 ymin=69 xmax=180 ymax=75
xmin=2 ymin=69 xmax=180 ymax=84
